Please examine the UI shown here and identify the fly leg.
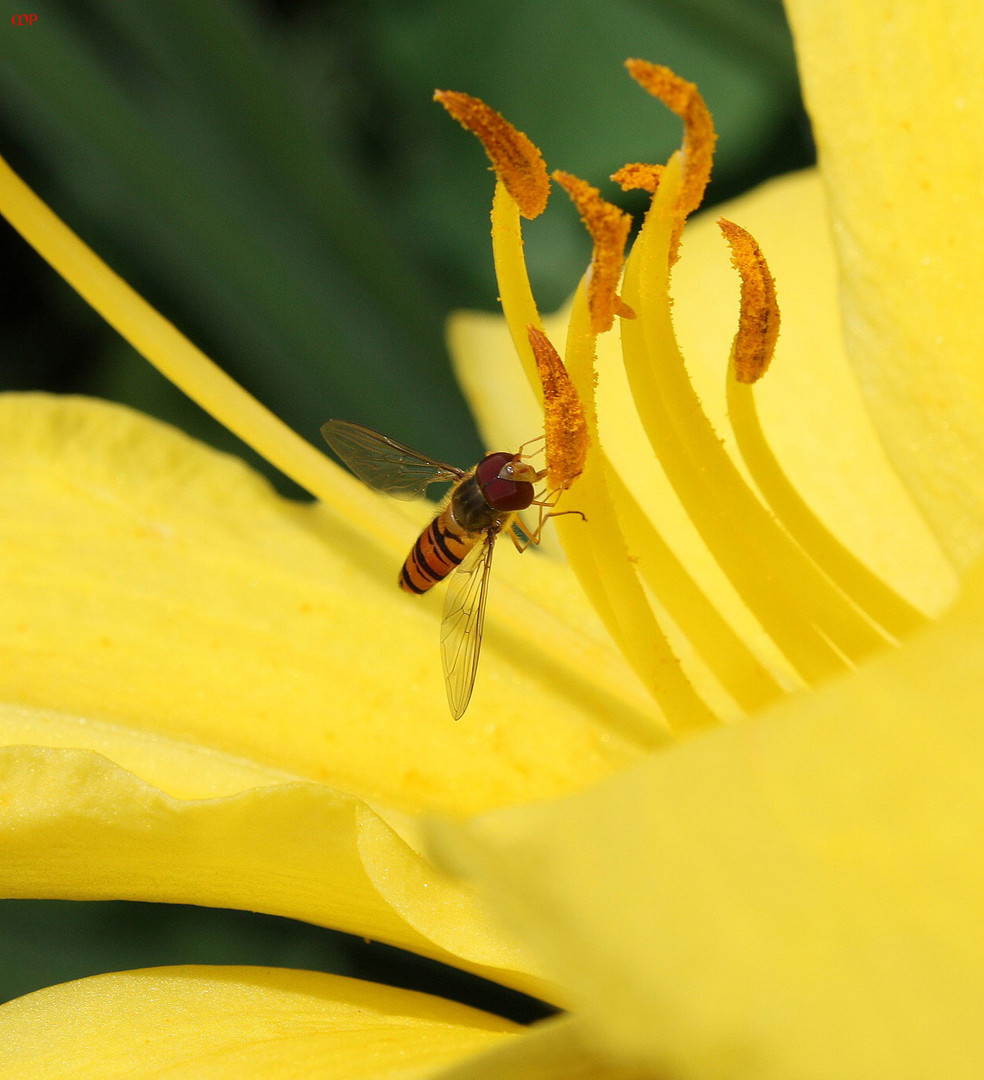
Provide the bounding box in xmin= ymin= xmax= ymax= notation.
xmin=509 ymin=502 xmax=586 ymax=552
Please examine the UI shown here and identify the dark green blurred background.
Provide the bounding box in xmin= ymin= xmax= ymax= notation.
xmin=0 ymin=0 xmax=811 ymax=1020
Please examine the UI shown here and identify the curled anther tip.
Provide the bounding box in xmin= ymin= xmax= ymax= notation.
xmin=623 ymin=58 xmax=716 ymax=233
xmin=624 ymin=58 xmax=699 ymax=122
xmin=435 ymin=89 xmax=549 ymax=219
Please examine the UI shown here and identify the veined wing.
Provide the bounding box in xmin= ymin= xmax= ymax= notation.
xmin=321 ymin=420 xmax=464 ymax=500
xmin=440 ymin=530 xmax=495 ymax=720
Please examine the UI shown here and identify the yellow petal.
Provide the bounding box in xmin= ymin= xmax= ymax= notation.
xmin=0 ymin=966 xmax=518 ymax=1079
xmin=0 ymin=392 xmax=648 ymax=816
xmin=784 ymin=2 xmax=984 ymax=568
xmin=432 ymin=564 xmax=984 ymax=1077
xmin=430 ymin=1012 xmax=647 ymax=1080
xmin=0 ymin=744 xmax=554 ymax=997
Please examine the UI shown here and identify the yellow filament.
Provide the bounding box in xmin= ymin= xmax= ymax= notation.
xmin=560 ymin=287 xmax=718 ymax=733
xmin=727 ymin=379 xmax=926 ymax=640
xmin=490 ymin=178 xmax=715 ymax=732
xmin=604 ymin=468 xmax=786 ymax=714
xmin=0 ymin=154 xmax=405 ymax=557
xmin=620 ymin=154 xmax=889 ymax=682
xmin=490 ymin=181 xmax=544 ymax=392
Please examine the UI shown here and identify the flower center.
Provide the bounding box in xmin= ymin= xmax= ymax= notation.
xmin=438 ymin=60 xmax=926 ymax=735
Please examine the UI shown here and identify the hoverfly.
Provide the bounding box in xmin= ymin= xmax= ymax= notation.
xmin=321 ymin=419 xmax=579 ymax=719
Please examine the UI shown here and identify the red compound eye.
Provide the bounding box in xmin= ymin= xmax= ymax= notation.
xmin=475 ymin=452 xmax=535 ymax=512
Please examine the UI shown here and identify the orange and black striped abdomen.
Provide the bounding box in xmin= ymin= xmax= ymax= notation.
xmin=400 ymin=510 xmax=480 ymax=594
xmin=399 ymin=469 xmax=508 ymax=594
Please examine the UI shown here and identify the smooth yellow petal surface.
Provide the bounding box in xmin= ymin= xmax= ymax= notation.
xmin=0 ymin=392 xmax=646 ymax=816
xmin=784 ymin=1 xmax=984 ymax=568
xmin=431 ymin=1012 xmax=650 ymax=1080
xmin=432 ymin=565 xmax=984 ymax=1077
xmin=0 ymin=744 xmax=557 ymax=994
xmin=0 ymin=966 xmax=518 ymax=1079
xmin=0 ymin=391 xmax=662 ymax=995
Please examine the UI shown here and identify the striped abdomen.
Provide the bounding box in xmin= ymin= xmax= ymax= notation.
xmin=399 ymin=472 xmax=500 ymax=594
xmin=399 ymin=511 xmax=478 ymax=594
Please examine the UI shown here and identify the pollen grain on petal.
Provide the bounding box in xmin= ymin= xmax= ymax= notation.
xmin=553 ymin=170 xmax=632 ymax=335
xmin=434 ymin=90 xmax=550 ymax=219
xmin=625 ymin=59 xmax=716 ymax=224
xmin=527 ymin=324 xmax=589 ymax=491
xmin=612 ymin=162 xmax=664 ymax=195
xmin=718 ymin=218 xmax=780 ymax=384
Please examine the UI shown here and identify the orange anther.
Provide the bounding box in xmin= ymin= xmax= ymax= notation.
xmin=527 ymin=325 xmax=589 ymax=491
xmin=434 ymin=90 xmax=550 ymax=219
xmin=553 ymin=170 xmax=633 ymax=334
xmin=625 ymin=60 xmax=716 ymax=243
xmin=718 ymin=218 xmax=780 ymax=384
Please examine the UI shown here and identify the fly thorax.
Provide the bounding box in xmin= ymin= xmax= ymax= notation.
xmin=450 ymin=473 xmax=499 ymax=534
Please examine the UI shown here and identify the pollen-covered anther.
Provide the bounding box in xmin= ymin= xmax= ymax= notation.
xmin=526 ymin=324 xmax=589 ymax=491
xmin=611 ymin=162 xmax=664 ymax=195
xmin=553 ymin=170 xmax=633 ymax=334
xmin=434 ymin=90 xmax=550 ymax=219
xmin=625 ymin=59 xmax=716 ymax=227
xmin=718 ymin=218 xmax=780 ymax=384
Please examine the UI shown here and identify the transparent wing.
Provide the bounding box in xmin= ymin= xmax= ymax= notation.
xmin=440 ymin=530 xmax=496 ymax=720
xmin=321 ymin=419 xmax=464 ymax=500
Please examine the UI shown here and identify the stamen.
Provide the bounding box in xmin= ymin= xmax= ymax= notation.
xmin=434 ymin=91 xmax=550 ymax=219
xmin=621 ymin=153 xmax=890 ymax=682
xmin=717 ymin=217 xmax=925 ymax=639
xmin=718 ymin=218 xmax=780 ymax=384
xmin=625 ymin=59 xmax=716 ymax=251
xmin=526 ymin=326 xmax=588 ymax=492
xmin=552 ymin=171 xmax=635 ymax=333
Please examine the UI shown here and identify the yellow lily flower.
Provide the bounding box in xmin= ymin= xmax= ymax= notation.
xmin=430 ymin=8 xmax=984 ymax=1078
xmin=1 ymin=4 xmax=980 ymax=1076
